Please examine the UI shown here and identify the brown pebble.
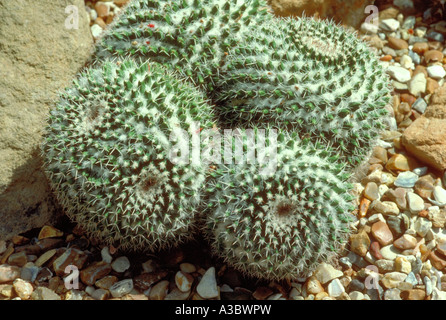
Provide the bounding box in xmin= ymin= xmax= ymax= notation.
xmin=413 ymin=65 xmax=428 ymax=78
xmin=412 ymin=42 xmax=429 ymax=55
xmin=380 ymin=55 xmax=392 ymax=62
xmin=429 ymin=251 xmax=446 ymax=271
xmin=7 ymin=251 xmax=28 ymax=267
xmin=38 ymin=226 xmax=63 ymax=240
xmin=401 ymin=289 xmax=426 ymax=300
xmin=349 ymin=230 xmax=370 ymax=257
xmin=95 ymin=275 xmax=118 ymax=290
xmin=358 ymin=198 xmax=371 ymax=218
xmin=80 ymin=261 xmax=112 ymax=286
xmin=133 ymin=270 xmax=169 ymax=291
xmin=388 ymin=36 xmax=408 ymax=50
xmin=400 ymin=93 xmax=416 ymax=107
xmin=364 ymin=182 xmax=380 ymax=201
xmin=426 ymin=77 xmax=440 ymax=94
xmin=12 ymin=236 xmax=29 ymax=246
xmin=371 ymin=221 xmax=394 ymax=246
xmin=393 ymin=234 xmax=418 ymax=250
xmin=370 ymin=241 xmax=383 ymax=259
xmin=386 ymin=154 xmax=416 ymax=172
xmin=424 ymin=50 xmax=444 ymax=63
xmin=95 ymin=2 xmax=110 ymax=18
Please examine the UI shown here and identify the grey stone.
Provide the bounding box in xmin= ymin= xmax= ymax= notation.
xmin=405 ymin=272 xmax=419 ymax=286
xmin=409 ymin=50 xmax=421 ymax=65
xmin=412 ymin=98 xmax=428 ymax=114
xmin=109 ymin=279 xmax=133 ymax=298
xmin=384 ymin=288 xmax=402 ymax=300
xmin=196 ymin=267 xmax=219 ymax=299
xmin=111 ymin=256 xmax=130 ymax=273
xmin=414 ymin=217 xmax=432 ymax=237
xmin=402 ymin=15 xmax=416 ymax=29
xmin=426 ymin=31 xmax=445 ymax=42
xmin=327 ymin=279 xmax=345 ymax=298
xmin=394 ymin=171 xmax=419 ymax=188
xmin=0 ymin=0 xmax=93 ymax=240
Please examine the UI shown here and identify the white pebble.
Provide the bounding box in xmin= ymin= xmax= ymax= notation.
xmin=427 ymin=65 xmax=446 ymax=80
xmin=111 ymin=256 xmax=130 ymax=273
xmin=196 ymin=267 xmax=218 ymax=299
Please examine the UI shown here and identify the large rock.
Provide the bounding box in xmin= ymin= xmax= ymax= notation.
xmin=267 ymin=0 xmax=374 ymax=29
xmin=0 ymin=0 xmax=93 ymax=240
xmin=402 ymin=85 xmax=446 ymax=171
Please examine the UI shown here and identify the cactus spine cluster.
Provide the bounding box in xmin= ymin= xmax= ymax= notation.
xmin=42 ymin=59 xmax=216 ymax=251
xmin=213 ymin=17 xmax=391 ymax=166
xmin=42 ymin=0 xmax=392 ymax=281
xmin=204 ymin=130 xmax=355 ymax=280
xmin=94 ymin=0 xmax=271 ymax=92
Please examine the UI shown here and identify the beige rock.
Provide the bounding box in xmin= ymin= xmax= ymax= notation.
xmin=402 ymin=115 xmax=446 ymax=172
xmin=0 ymin=0 xmax=93 ymax=241
xmin=267 ymin=0 xmax=373 ymax=28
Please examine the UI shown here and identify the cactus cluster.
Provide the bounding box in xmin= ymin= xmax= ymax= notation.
xmin=42 ymin=0 xmax=391 ymax=281
xmin=212 ymin=17 xmax=391 ymax=166
xmin=94 ymin=0 xmax=271 ymax=92
xmin=42 ymin=59 xmax=215 ymax=251
xmin=205 ymin=130 xmax=355 ymax=280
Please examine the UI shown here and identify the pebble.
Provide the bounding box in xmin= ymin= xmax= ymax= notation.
xmin=380 ymin=245 xmax=402 ymax=261
xmin=373 ymin=200 xmax=400 ymax=216
xmin=409 ymin=73 xmax=426 ymax=97
xmin=305 ymin=276 xmax=324 ymax=295
xmin=7 ymin=251 xmax=27 ymax=267
xmin=394 ymin=171 xmax=419 ymax=188
xmin=327 ymin=279 xmax=345 ymax=298
xmin=91 ymin=288 xmax=110 ymax=300
xmin=371 ymin=221 xmax=394 ymax=246
xmin=38 ymin=226 xmax=63 ymax=240
xmin=20 ymin=263 xmax=40 ymax=282
xmin=426 ymin=31 xmax=445 ymax=42
xmin=381 ymin=272 xmax=408 ymax=289
xmin=394 ymin=234 xmax=418 ymax=250
xmin=179 ymin=263 xmax=196 ymax=273
xmin=414 ymin=217 xmax=432 ymax=237
xmin=400 ymin=54 xmax=414 ymax=69
xmin=133 ymin=270 xmax=169 ymax=291
xmin=412 ymin=97 xmax=428 ymax=114
xmin=387 ymin=65 xmax=412 ymax=83
xmin=364 ymin=182 xmax=380 ymax=201
xmin=53 ymin=248 xmax=87 ymax=276
xmin=35 ymin=249 xmax=57 ymax=267
xmin=433 ymin=186 xmax=446 ymax=206
xmin=100 ymin=247 xmax=113 ymax=264
xmin=424 ymin=276 xmax=433 ymax=296
xmin=95 ymin=275 xmax=118 ymax=290
xmin=388 ymin=36 xmax=409 ymax=50
xmin=175 ymin=271 xmax=194 ymax=293
xmin=30 ymin=287 xmax=61 ymax=300
xmin=111 ymin=256 xmax=130 ymax=273
xmin=395 ymin=256 xmax=412 ymax=274
xmin=80 ymin=261 xmax=112 ymax=286
xmin=425 ymin=50 xmax=444 ymax=63
xmin=91 ymin=24 xmax=103 ymax=39
xmin=148 ymin=280 xmax=169 ymax=300
xmin=361 ymin=22 xmax=379 ymax=34
xmin=380 ymin=19 xmax=401 ymax=32
xmin=196 ymin=267 xmax=219 ymax=299
xmin=0 ymin=264 xmax=21 ymax=283
xmin=429 ymin=206 xmax=446 ymax=228
xmin=386 ymin=153 xmax=415 ymax=171
xmin=12 ymin=278 xmax=33 ymax=300
xmin=427 ymin=65 xmax=446 ymax=80
xmin=407 ymin=192 xmax=425 ymax=214
xmin=384 ymin=288 xmax=402 ymax=300
xmin=109 ymin=279 xmax=133 ymax=298
xmin=401 ymin=288 xmax=426 ymax=300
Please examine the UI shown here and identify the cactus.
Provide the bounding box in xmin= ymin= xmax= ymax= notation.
xmin=42 ymin=59 xmax=216 ymax=251
xmin=204 ymin=129 xmax=355 ymax=280
xmin=213 ymin=17 xmax=391 ymax=166
xmin=94 ymin=0 xmax=271 ymax=92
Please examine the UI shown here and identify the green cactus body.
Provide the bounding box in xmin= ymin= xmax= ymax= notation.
xmin=204 ymin=129 xmax=355 ymax=280
xmin=94 ymin=0 xmax=271 ymax=92
xmin=42 ymin=59 xmax=216 ymax=251
xmin=214 ymin=17 xmax=391 ymax=166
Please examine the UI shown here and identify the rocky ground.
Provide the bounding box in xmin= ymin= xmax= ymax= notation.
xmin=2 ymin=0 xmax=446 ymax=301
